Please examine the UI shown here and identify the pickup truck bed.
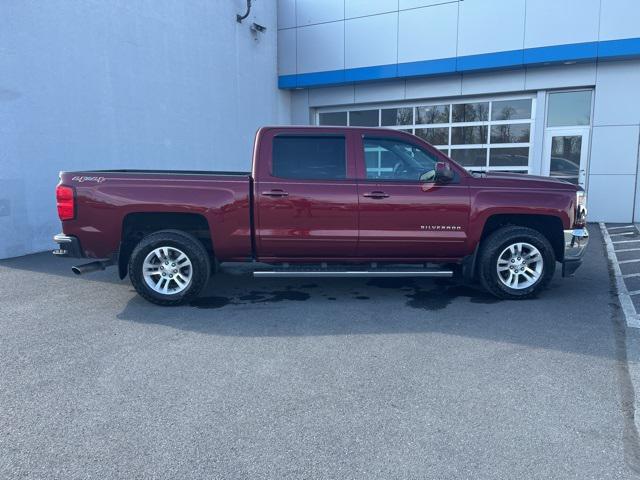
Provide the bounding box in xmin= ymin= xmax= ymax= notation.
xmin=59 ymin=169 xmax=254 ymax=262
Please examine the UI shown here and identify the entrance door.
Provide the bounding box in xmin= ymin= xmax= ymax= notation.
xmin=542 ymin=127 xmax=590 ymax=187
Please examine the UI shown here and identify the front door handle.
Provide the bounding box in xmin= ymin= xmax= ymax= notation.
xmin=363 ymin=191 xmax=390 ymax=199
xmin=262 ymin=189 xmax=289 ymax=197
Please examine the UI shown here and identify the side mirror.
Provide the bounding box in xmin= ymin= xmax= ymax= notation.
xmin=434 ymin=162 xmax=454 ymax=184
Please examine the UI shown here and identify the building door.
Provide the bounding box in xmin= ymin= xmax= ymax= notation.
xmin=542 ymin=127 xmax=590 ymax=187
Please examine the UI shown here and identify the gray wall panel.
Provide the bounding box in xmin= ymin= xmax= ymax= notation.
xmin=0 ymin=0 xmax=290 ymax=259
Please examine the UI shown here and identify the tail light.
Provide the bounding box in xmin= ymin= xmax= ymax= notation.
xmin=56 ymin=185 xmax=75 ymax=221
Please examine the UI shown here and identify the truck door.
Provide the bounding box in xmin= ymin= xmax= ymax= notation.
xmin=254 ymin=129 xmax=359 ymax=260
xmin=356 ymin=135 xmax=470 ymax=259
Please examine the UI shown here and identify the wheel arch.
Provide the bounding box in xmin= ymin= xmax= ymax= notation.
xmin=480 ymin=213 xmax=564 ymax=261
xmin=118 ymin=212 xmax=213 ymax=279
xmin=465 ymin=213 xmax=565 ymax=280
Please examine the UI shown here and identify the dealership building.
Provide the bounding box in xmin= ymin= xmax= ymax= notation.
xmin=2 ymin=0 xmax=640 ymax=258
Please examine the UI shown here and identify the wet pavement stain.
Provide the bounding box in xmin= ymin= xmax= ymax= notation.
xmin=190 ymin=296 xmax=232 ymax=309
xmin=366 ymin=277 xmax=416 ymax=289
xmin=190 ymin=278 xmax=498 ymax=310
xmin=405 ymin=284 xmax=499 ymax=311
xmin=191 ymin=289 xmax=310 ymax=309
xmin=238 ymin=292 xmax=267 ymax=302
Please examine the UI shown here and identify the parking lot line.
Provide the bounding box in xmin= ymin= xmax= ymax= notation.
xmin=600 ymin=222 xmax=640 ymax=328
xmin=612 ymin=239 xmax=640 ymax=244
xmin=623 ymin=273 xmax=640 ymax=278
xmin=609 ymin=231 xmax=638 ymax=237
xmin=607 ymin=225 xmax=636 ymax=230
xmin=615 ymin=247 xmax=640 ymax=253
xmin=618 ymin=258 xmax=640 ymax=264
xmin=629 ymin=290 xmax=640 ymax=296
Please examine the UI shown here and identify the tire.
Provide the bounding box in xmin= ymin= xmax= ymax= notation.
xmin=477 ymin=226 xmax=555 ymax=300
xmin=128 ymin=229 xmax=211 ymax=306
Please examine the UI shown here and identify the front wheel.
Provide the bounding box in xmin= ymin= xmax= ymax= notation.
xmin=128 ymin=230 xmax=211 ymax=306
xmin=477 ymin=226 xmax=555 ymax=299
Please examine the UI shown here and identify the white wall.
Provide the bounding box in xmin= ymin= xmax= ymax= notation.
xmin=0 ymin=0 xmax=290 ymax=259
xmin=278 ymin=0 xmax=640 ymax=78
xmin=589 ymin=59 xmax=640 ymax=222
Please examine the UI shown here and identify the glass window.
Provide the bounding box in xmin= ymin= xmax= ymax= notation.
xmin=547 ymin=91 xmax=592 ymax=127
xmin=318 ymin=95 xmax=535 ymax=174
xmin=272 ymin=136 xmax=346 ymax=180
xmin=416 ymin=105 xmax=449 ymax=124
xmin=318 ymin=111 xmax=347 ymax=126
xmin=450 ymin=148 xmax=487 ymax=168
xmin=451 ymin=126 xmax=487 ymax=144
xmin=491 ymin=99 xmax=532 ymax=121
xmin=490 ymin=124 xmax=530 ymax=143
xmin=415 ymin=127 xmax=449 ymax=145
xmin=381 ymin=108 xmax=413 ymax=126
xmin=452 ymin=102 xmax=489 ymax=122
xmin=363 ymin=138 xmax=437 ymax=181
xmin=489 ymin=147 xmax=529 ymax=167
xmin=550 ymin=135 xmax=582 ymax=184
xmin=349 ymin=110 xmax=378 ymax=126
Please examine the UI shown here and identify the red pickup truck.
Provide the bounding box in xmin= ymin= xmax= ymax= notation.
xmin=54 ymin=126 xmax=588 ymax=305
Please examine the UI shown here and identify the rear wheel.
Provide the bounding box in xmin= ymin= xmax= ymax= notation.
xmin=478 ymin=226 xmax=555 ymax=299
xmin=129 ymin=230 xmax=210 ymax=306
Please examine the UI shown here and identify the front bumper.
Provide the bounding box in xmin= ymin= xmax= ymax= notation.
xmin=53 ymin=233 xmax=84 ymax=258
xmin=562 ymin=227 xmax=589 ymax=276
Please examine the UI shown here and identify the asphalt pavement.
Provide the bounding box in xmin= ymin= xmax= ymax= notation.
xmin=1 ymin=225 xmax=638 ymax=479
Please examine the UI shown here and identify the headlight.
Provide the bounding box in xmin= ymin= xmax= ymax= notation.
xmin=575 ymin=190 xmax=587 ymax=226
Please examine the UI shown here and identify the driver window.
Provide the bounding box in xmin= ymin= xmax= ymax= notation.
xmin=363 ymin=138 xmax=437 ymax=181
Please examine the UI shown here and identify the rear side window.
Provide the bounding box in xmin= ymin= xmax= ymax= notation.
xmin=272 ymin=136 xmax=346 ymax=180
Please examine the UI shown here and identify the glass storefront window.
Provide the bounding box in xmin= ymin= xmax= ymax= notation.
xmin=415 ymin=127 xmax=448 ymax=145
xmin=489 ymin=147 xmax=529 ymax=167
xmin=416 ymin=105 xmax=449 ymax=124
xmin=450 ymin=148 xmax=487 ymax=167
xmin=452 ymin=102 xmax=489 ymax=123
xmin=318 ymin=111 xmax=347 ymax=126
xmin=490 ymin=124 xmax=530 ymax=143
xmin=491 ymin=99 xmax=532 ymax=121
xmin=318 ymin=95 xmax=536 ymax=173
xmin=381 ymin=108 xmax=413 ymax=126
xmin=349 ymin=109 xmax=379 ymax=127
xmin=547 ymin=91 xmax=591 ymax=127
xmin=451 ymin=126 xmax=487 ymax=144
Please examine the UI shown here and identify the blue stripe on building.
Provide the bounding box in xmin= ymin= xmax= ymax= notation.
xmin=278 ymin=37 xmax=640 ymax=89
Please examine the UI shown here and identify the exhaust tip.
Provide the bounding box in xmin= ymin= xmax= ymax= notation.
xmin=71 ymin=260 xmax=111 ymax=275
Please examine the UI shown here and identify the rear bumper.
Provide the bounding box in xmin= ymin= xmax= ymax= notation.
xmin=562 ymin=227 xmax=589 ymax=277
xmin=53 ymin=233 xmax=84 ymax=258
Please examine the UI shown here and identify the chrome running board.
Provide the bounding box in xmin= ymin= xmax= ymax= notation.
xmin=253 ymin=270 xmax=453 ymax=278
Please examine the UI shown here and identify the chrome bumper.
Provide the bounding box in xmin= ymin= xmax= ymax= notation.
xmin=562 ymin=227 xmax=589 ymax=276
xmin=53 ymin=233 xmax=84 ymax=258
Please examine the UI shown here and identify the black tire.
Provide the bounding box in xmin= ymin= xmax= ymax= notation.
xmin=128 ymin=229 xmax=211 ymax=306
xmin=477 ymin=226 xmax=555 ymax=300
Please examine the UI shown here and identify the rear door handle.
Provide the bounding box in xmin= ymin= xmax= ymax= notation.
xmin=262 ymin=189 xmax=289 ymax=197
xmin=363 ymin=191 xmax=389 ymax=199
